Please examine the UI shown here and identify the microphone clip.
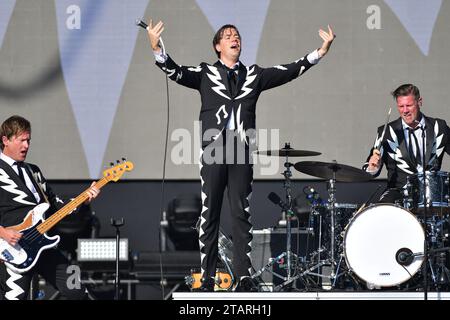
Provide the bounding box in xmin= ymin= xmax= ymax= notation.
xmin=396 ymin=248 xmax=414 ymax=266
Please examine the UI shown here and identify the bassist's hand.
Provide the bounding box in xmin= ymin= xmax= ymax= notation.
xmin=84 ymin=182 xmax=100 ymax=205
xmin=0 ymin=226 xmax=22 ymax=246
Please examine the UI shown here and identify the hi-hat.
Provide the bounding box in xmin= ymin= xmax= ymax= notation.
xmin=256 ymin=143 xmax=321 ymax=157
xmin=294 ymin=161 xmax=373 ymax=182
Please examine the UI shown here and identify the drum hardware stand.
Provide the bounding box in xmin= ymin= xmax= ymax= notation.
xmin=427 ymin=246 xmax=450 ymax=289
xmin=419 ymin=126 xmax=429 ymax=299
xmin=286 ymin=161 xmax=345 ymax=291
xmin=254 ymin=143 xmax=301 ymax=291
xmin=311 ymin=207 xmax=324 ymax=271
xmin=276 ymin=255 xmax=348 ymax=291
xmin=282 ymin=144 xmax=296 ymax=285
xmin=252 ymin=250 xmax=299 ymax=284
xmin=278 ymin=260 xmax=329 ymax=291
xmin=300 ymin=175 xmax=342 ymax=290
xmin=428 ymin=211 xmax=450 ymax=289
xmin=434 ymin=251 xmax=450 ymax=288
xmin=323 ymin=160 xmax=340 ymax=285
xmin=331 ymin=254 xmax=347 ymax=288
xmin=276 ymin=147 xmax=299 ymax=290
xmin=327 ymin=173 xmax=337 ymax=279
xmin=290 ymin=162 xmax=345 ymax=290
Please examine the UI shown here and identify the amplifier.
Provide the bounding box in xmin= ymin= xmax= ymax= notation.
xmin=132 ymin=251 xmax=201 ymax=280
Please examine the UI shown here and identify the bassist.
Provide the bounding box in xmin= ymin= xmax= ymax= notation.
xmin=0 ymin=115 xmax=100 ymax=300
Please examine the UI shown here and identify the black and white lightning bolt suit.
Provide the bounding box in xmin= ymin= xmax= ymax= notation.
xmin=156 ymin=52 xmax=318 ymax=279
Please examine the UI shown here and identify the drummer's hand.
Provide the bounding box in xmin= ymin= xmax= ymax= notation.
xmin=368 ymin=149 xmax=381 ymax=171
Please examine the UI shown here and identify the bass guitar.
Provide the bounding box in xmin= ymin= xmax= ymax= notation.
xmin=0 ymin=160 xmax=134 ymax=273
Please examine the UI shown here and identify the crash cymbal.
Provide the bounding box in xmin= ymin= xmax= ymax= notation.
xmin=294 ymin=161 xmax=373 ymax=182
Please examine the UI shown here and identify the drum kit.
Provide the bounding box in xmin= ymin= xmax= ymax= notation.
xmin=186 ymin=142 xmax=450 ymax=293
xmin=249 ymin=142 xmax=450 ymax=292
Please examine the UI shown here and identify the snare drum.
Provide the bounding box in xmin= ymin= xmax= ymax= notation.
xmin=343 ymin=204 xmax=424 ymax=288
xmin=404 ymin=171 xmax=450 ymax=215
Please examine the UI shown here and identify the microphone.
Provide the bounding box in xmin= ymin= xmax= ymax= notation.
xmin=268 ymin=192 xmax=289 ymax=211
xmin=303 ymin=186 xmax=324 ymax=206
xmin=135 ymin=19 xmax=148 ymax=30
xmin=135 ymin=18 xmax=165 ymax=53
xmin=396 ymin=248 xmax=414 ymax=266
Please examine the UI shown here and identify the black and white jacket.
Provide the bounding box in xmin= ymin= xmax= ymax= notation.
xmin=0 ymin=159 xmax=63 ymax=228
xmin=156 ymin=53 xmax=316 ymax=147
xmin=363 ymin=115 xmax=450 ymax=189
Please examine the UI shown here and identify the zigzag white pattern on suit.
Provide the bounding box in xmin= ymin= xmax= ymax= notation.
xmin=5 ymin=268 xmax=24 ymax=300
xmin=0 ymin=169 xmax=35 ymax=205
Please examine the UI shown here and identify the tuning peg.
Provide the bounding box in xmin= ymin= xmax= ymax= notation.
xmin=122 ymin=157 xmax=127 ymax=162
xmin=110 ymin=162 xmax=114 ymax=167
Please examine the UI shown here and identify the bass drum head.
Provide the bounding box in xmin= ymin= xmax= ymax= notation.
xmin=343 ymin=204 xmax=424 ymax=288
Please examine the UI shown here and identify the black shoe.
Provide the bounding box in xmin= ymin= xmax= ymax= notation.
xmin=235 ymin=277 xmax=258 ymax=292
xmin=195 ymin=277 xmax=215 ymax=292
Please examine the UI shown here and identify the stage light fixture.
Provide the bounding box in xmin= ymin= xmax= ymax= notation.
xmin=77 ymin=238 xmax=129 ymax=261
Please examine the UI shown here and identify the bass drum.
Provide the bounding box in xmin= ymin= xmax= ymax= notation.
xmin=343 ymin=204 xmax=425 ymax=288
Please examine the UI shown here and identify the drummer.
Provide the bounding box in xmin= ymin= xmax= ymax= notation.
xmin=364 ymin=84 xmax=450 ymax=203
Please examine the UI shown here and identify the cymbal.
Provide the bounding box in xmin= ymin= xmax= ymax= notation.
xmin=294 ymin=161 xmax=373 ymax=182
xmin=256 ymin=149 xmax=321 ymax=157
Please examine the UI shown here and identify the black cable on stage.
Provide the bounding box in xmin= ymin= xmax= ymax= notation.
xmin=158 ymin=45 xmax=171 ymax=301
xmin=135 ymin=19 xmax=170 ymax=300
xmin=157 ymin=59 xmax=170 ymax=300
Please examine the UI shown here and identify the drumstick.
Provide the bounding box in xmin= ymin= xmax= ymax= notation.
xmin=373 ymin=107 xmax=392 ymax=154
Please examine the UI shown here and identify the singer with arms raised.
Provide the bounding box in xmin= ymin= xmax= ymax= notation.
xmin=363 ymin=84 xmax=450 ymax=203
xmin=145 ymin=20 xmax=335 ymax=291
xmin=0 ymin=115 xmax=100 ymax=300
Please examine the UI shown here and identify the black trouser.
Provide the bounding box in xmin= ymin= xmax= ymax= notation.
xmin=198 ymin=131 xmax=254 ymax=279
xmin=0 ymin=248 xmax=86 ymax=300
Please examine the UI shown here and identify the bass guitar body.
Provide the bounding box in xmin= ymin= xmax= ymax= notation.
xmin=0 ymin=203 xmax=60 ymax=274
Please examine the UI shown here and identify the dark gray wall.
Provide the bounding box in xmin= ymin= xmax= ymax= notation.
xmin=50 ymin=179 xmax=384 ymax=253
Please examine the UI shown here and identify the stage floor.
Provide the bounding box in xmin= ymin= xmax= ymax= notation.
xmin=172 ymin=291 xmax=450 ymax=300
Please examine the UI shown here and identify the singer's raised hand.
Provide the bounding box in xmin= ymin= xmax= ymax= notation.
xmin=147 ymin=19 xmax=164 ymax=52
xmin=317 ymin=25 xmax=335 ymax=58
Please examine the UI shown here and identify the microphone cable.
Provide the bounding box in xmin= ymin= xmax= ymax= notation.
xmin=135 ymin=18 xmax=171 ymax=300
xmin=158 ymin=38 xmax=170 ymax=300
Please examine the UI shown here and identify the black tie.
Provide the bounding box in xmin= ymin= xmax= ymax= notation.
xmin=14 ymin=162 xmax=26 ymax=185
xmin=408 ymin=127 xmax=422 ymax=167
xmin=226 ymin=66 xmax=238 ymax=95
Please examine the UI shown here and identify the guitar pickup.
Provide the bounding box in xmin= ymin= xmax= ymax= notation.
xmin=1 ymin=249 xmax=13 ymax=262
